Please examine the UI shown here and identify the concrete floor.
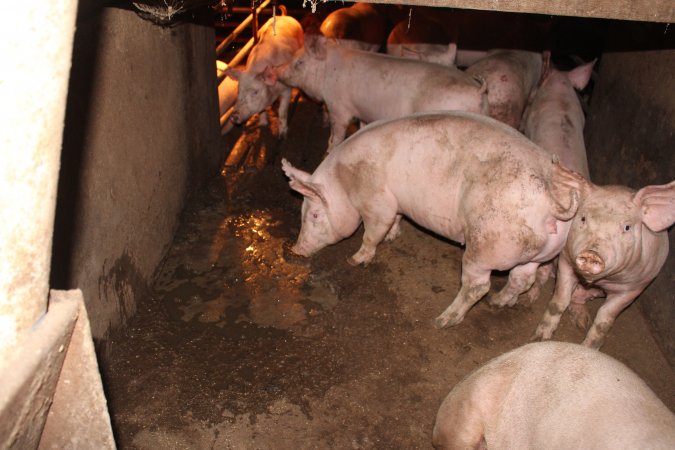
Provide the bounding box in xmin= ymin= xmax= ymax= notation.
xmin=103 ymin=97 xmax=675 ymax=449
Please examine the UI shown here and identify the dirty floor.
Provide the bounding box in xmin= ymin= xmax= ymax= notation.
xmin=104 ymin=97 xmax=675 ymax=449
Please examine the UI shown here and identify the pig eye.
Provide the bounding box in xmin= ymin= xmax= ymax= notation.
xmin=623 ymin=224 xmax=631 ymax=232
xmin=580 ymin=216 xmax=586 ymax=224
xmin=312 ymin=212 xmax=319 ymax=219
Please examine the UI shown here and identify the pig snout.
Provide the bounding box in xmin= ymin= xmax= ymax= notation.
xmin=230 ymin=110 xmax=243 ymax=125
xmin=575 ymin=250 xmax=605 ymax=275
xmin=291 ymin=242 xmax=312 ymax=257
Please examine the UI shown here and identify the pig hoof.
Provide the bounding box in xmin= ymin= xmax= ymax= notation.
xmin=346 ymin=256 xmax=367 ymax=267
xmin=433 ymin=313 xmax=462 ymax=329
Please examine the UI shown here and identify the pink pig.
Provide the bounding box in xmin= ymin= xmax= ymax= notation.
xmin=533 ymin=176 xmax=675 ymax=349
xmin=433 ymin=342 xmax=675 ymax=449
xmin=282 ymin=111 xmax=580 ymax=327
xmin=520 ymin=59 xmax=596 ymax=302
xmin=386 ymin=18 xmax=457 ymax=66
xmin=270 ymin=34 xmax=487 ymax=151
xmin=225 ymin=15 xmax=303 ymax=138
xmin=319 ymin=2 xmax=387 ymax=52
xmin=466 ymin=49 xmax=547 ymax=129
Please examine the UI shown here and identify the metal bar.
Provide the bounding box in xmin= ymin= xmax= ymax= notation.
xmin=215 ymin=0 xmax=271 ymax=57
xmin=251 ymin=0 xmax=260 ymax=45
xmin=216 ymin=35 xmax=255 ymax=83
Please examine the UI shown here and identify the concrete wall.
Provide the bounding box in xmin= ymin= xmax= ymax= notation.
xmin=585 ymin=50 xmax=675 ymax=362
xmin=51 ymin=3 xmax=222 ymax=343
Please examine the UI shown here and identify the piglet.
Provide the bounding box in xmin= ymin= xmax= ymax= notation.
xmin=433 ymin=341 xmax=675 ymax=449
xmin=533 ymin=176 xmax=675 ymax=349
xmin=466 ymin=49 xmax=547 ymax=129
xmin=282 ymin=111 xmax=580 ymax=327
xmin=224 ymin=15 xmax=303 ymax=138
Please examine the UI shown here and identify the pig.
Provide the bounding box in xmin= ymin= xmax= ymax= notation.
xmin=268 ymin=34 xmax=488 ymax=151
xmin=433 ymin=341 xmax=675 ymax=450
xmin=466 ymin=49 xmax=547 ymax=129
xmin=533 ymin=176 xmax=675 ymax=349
xmin=224 ymin=15 xmax=303 ymax=138
xmin=519 ymin=59 xmax=596 ymax=303
xmin=282 ymin=111 xmax=581 ymax=327
xmin=319 ymin=3 xmax=387 ymax=52
xmin=386 ymin=18 xmax=457 ymax=66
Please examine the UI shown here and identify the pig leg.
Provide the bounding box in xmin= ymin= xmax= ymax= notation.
xmin=582 ymin=290 xmax=641 ymax=349
xmin=523 ymin=261 xmax=555 ymax=305
xmin=276 ymin=86 xmax=292 ymax=139
xmin=434 ymin=254 xmax=491 ymax=328
xmin=347 ymin=195 xmax=399 ymax=266
xmin=568 ymin=286 xmax=604 ymax=330
xmin=327 ymin=108 xmax=351 ymax=151
xmin=488 ymin=262 xmax=539 ymax=307
xmin=384 ymin=214 xmax=403 ymax=242
xmin=532 ymin=253 xmax=577 ymax=341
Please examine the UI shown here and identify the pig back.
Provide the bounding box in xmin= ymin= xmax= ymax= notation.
xmin=522 ymin=69 xmax=590 ymax=178
xmin=246 ymin=16 xmax=304 ymax=73
xmin=434 ymin=342 xmax=675 ymax=449
xmin=325 ymin=111 xmax=567 ymax=258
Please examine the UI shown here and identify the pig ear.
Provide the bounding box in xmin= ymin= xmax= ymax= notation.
xmin=568 ymin=59 xmax=596 ymax=91
xmin=225 ymin=67 xmax=242 ymax=81
xmin=281 ymin=158 xmax=327 ymax=204
xmin=633 ymin=181 xmax=675 ymax=232
xmin=305 ymin=34 xmax=327 ymax=60
xmin=262 ymin=65 xmax=278 ymax=86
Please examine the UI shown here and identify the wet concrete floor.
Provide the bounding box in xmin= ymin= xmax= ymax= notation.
xmin=104 ymin=97 xmax=675 ymax=449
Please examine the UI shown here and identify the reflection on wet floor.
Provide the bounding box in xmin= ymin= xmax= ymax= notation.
xmin=154 ymin=112 xmax=337 ymax=332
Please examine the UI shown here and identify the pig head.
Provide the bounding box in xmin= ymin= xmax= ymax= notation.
xmin=534 ymin=178 xmax=675 ymax=349
xmin=281 ymin=158 xmax=360 ymax=257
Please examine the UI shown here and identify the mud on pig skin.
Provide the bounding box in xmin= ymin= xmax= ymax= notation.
xmin=432 ymin=342 xmax=675 ymax=450
xmin=282 ymin=111 xmax=581 ymax=328
xmin=533 ymin=177 xmax=675 ymax=349
xmin=224 ymin=14 xmax=303 ymax=138
xmin=268 ymin=34 xmax=488 ymax=151
xmin=466 ymin=49 xmax=547 ymax=129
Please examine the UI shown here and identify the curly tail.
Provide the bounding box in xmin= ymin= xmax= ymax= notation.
xmin=548 ymin=159 xmax=584 ymax=221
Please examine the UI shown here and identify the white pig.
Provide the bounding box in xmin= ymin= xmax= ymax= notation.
xmin=520 ymin=59 xmax=596 ymax=303
xmin=533 ymin=176 xmax=675 ymax=349
xmin=224 ymin=15 xmax=303 ymax=138
xmin=319 ymin=3 xmax=387 ymax=52
xmin=269 ymin=34 xmax=488 ymax=151
xmin=282 ymin=111 xmax=581 ymax=327
xmin=386 ymin=18 xmax=457 ymax=66
xmin=433 ymin=341 xmax=675 ymax=450
xmin=466 ymin=49 xmax=547 ymax=129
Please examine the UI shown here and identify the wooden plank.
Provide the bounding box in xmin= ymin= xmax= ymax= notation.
xmin=374 ymin=0 xmax=675 ymax=23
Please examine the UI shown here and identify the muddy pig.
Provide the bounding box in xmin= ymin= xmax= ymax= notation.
xmin=533 ymin=176 xmax=675 ymax=349
xmin=282 ymin=111 xmax=580 ymax=327
xmin=268 ymin=34 xmax=487 ymax=151
xmin=386 ymin=18 xmax=457 ymax=66
xmin=433 ymin=341 xmax=675 ymax=450
xmin=224 ymin=15 xmax=303 ymax=138
xmin=319 ymin=2 xmax=387 ymax=52
xmin=466 ymin=49 xmax=547 ymax=129
xmin=519 ymin=59 xmax=596 ymax=302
